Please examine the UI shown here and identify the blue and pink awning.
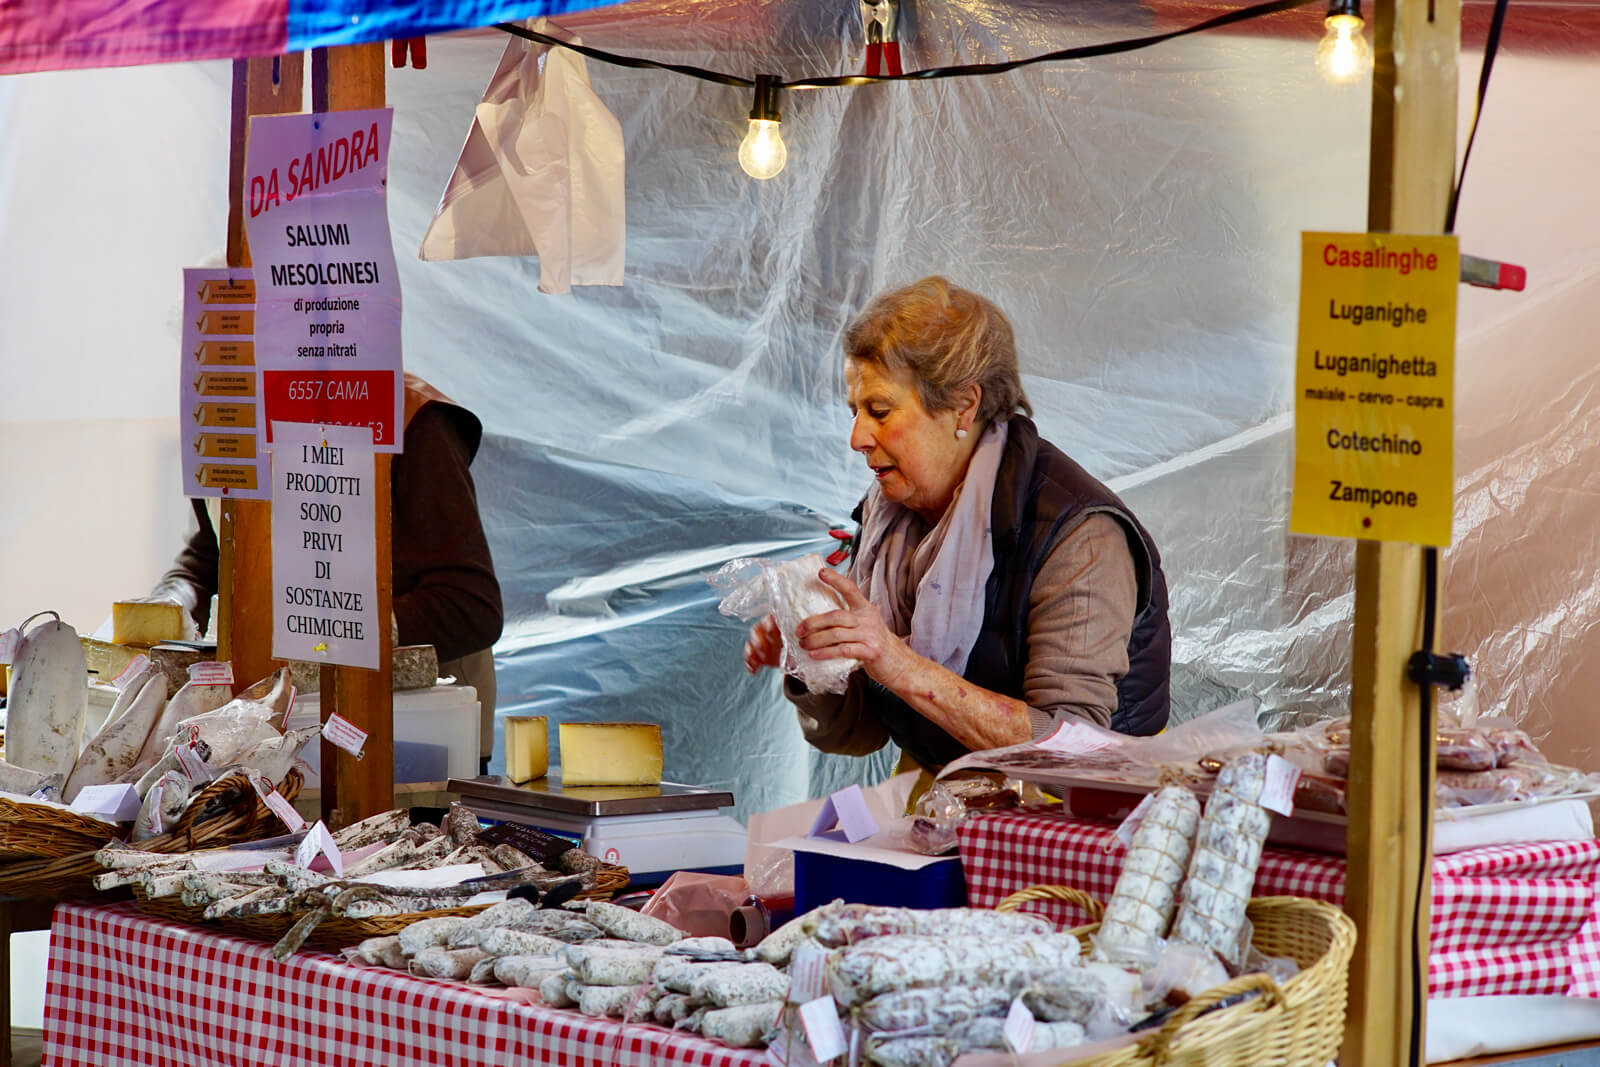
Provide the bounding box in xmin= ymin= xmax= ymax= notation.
xmin=0 ymin=0 xmax=618 ymax=76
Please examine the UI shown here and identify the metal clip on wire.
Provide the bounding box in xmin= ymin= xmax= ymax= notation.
xmin=1407 ymin=651 xmax=1471 ymax=691
xmin=861 ymin=0 xmax=903 ymax=76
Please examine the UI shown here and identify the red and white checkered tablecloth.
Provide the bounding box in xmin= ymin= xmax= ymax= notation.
xmin=44 ymin=902 xmax=768 ymax=1067
xmin=957 ymin=807 xmax=1600 ymax=1000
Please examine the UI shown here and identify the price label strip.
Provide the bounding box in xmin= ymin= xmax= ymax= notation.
xmin=323 ymin=712 xmax=368 ymax=759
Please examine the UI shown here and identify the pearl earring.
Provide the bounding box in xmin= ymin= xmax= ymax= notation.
xmin=955 ymin=428 xmax=969 ymax=441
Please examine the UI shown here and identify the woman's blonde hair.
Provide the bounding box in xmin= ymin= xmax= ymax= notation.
xmin=844 ymin=276 xmax=1032 ymax=422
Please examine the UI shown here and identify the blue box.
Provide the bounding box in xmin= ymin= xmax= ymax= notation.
xmin=793 ymin=849 xmax=968 ymax=915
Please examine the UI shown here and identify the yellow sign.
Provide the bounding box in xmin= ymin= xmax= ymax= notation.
xmin=193 ymin=341 xmax=255 ymax=366
xmin=193 ymin=372 xmax=256 ymax=398
xmin=192 ymin=403 xmax=257 ymax=428
xmin=194 ymin=464 xmax=259 ymax=491
xmin=194 ymin=310 xmax=255 ymax=335
xmin=193 ymin=433 xmax=257 ymax=459
xmin=1290 ymin=232 xmax=1458 ymax=546
xmin=197 ymin=278 xmax=256 ymax=304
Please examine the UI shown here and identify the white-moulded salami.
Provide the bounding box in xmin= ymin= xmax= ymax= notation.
xmin=1096 ymin=785 xmax=1201 ymax=964
xmin=808 ymin=904 xmax=1054 ymax=948
xmin=1170 ymin=753 xmax=1272 ymax=964
xmin=827 ymin=933 xmax=1082 ymax=1006
xmin=700 ymin=1001 xmax=783 ymax=1048
xmin=6 ymin=615 xmax=88 ymax=775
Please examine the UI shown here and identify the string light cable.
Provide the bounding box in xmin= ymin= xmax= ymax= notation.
xmin=499 ymin=0 xmax=1324 ymax=92
xmin=497 ymin=0 xmax=1325 ymax=176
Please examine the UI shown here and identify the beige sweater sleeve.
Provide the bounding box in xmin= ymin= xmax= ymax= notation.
xmin=783 ymin=512 xmax=1139 ymax=752
xmin=1022 ymin=512 xmax=1140 ymax=736
xmin=784 ymin=673 xmax=891 ymax=756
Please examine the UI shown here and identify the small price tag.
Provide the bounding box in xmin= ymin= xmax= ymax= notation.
xmin=808 ymin=784 xmax=877 ymax=844
xmin=70 ymin=783 xmax=142 ymax=822
xmin=764 ymin=1010 xmax=827 ymax=1067
xmin=798 ymin=997 xmax=847 ymax=1063
xmin=0 ymin=628 xmax=21 ymax=666
xmin=294 ymin=819 xmax=342 ymax=875
xmin=111 ymin=654 xmax=151 ymax=691
xmin=264 ymin=790 xmax=306 ymax=832
xmin=1111 ymin=792 xmax=1156 ymax=851
xmin=1036 ymin=719 xmax=1124 ymax=756
xmin=1260 ymin=754 xmax=1302 ymax=817
xmin=789 ymin=944 xmax=827 ymax=1003
xmin=1004 ymin=997 xmax=1037 ymax=1053
xmin=279 ymin=684 xmax=298 ymax=730
xmin=323 ymin=712 xmax=368 ymax=759
xmin=174 ymin=743 xmax=213 ymax=783
xmin=188 ymin=660 xmax=234 ymax=685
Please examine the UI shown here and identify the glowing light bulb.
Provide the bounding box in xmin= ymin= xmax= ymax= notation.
xmin=739 ymin=118 xmax=787 ymax=180
xmin=739 ymin=75 xmax=787 ymax=180
xmin=1316 ymin=12 xmax=1372 ymax=84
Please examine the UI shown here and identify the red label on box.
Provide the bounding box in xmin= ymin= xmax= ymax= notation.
xmin=262 ymin=370 xmax=397 ymax=448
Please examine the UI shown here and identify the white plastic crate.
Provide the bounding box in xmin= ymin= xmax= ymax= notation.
xmin=286 ymin=684 xmax=480 ymax=787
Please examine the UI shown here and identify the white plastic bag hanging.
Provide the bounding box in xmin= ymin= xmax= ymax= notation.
xmin=418 ymin=19 xmax=624 ymax=294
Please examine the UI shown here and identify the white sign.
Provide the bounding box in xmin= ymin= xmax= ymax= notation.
xmin=243 ymin=109 xmax=403 ymax=452
xmin=271 ymin=421 xmax=379 ymax=669
xmin=808 ymin=784 xmax=879 ymax=844
xmin=294 ymin=819 xmax=343 ymax=876
xmin=798 ymin=997 xmax=847 ymax=1062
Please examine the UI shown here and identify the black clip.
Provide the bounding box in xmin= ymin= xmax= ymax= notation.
xmin=1407 ymin=651 xmax=1471 ymax=691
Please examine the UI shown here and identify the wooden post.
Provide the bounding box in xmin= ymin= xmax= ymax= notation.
xmin=1342 ymin=0 xmax=1459 ymax=1063
xmin=310 ymin=43 xmax=395 ymax=829
xmin=221 ymin=56 xmax=302 ymax=684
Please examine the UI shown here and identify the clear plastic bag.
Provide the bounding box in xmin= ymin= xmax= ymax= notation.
xmin=710 ymin=553 xmax=857 ymax=694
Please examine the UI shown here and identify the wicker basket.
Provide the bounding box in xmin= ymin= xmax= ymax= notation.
xmin=133 ymin=860 xmax=631 ymax=950
xmin=0 ymin=768 xmax=306 ymax=900
xmin=996 ymin=885 xmax=1356 ymax=1067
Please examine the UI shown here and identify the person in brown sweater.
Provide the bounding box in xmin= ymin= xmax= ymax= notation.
xmin=742 ymin=278 xmax=1171 ymax=771
xmin=154 ymin=374 xmax=504 ymax=771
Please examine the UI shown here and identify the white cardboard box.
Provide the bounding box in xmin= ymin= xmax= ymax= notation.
xmin=286 ymin=684 xmax=480 ymax=786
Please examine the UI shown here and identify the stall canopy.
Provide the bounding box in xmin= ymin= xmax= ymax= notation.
xmin=0 ymin=0 xmax=615 ymax=75
xmin=2 ymin=0 xmax=1597 ymax=821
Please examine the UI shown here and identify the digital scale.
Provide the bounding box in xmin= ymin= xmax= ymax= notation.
xmin=447 ymin=772 xmax=747 ymax=887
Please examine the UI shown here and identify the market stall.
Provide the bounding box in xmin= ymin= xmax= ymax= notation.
xmin=5 ymin=0 xmax=1600 ymax=1065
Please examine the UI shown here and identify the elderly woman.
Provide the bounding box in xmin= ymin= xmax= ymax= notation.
xmin=744 ymin=277 xmax=1171 ymax=769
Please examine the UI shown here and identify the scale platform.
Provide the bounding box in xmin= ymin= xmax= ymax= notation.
xmin=447 ymin=772 xmax=746 ymax=887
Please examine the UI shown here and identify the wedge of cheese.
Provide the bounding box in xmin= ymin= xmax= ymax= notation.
xmin=505 ymin=715 xmax=549 ymax=783
xmin=558 ymin=722 xmax=663 ymax=786
xmin=112 ymin=601 xmax=186 ymax=646
xmin=80 ymin=636 xmax=147 ymax=685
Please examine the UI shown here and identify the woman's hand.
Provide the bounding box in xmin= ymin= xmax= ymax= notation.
xmin=796 ymin=568 xmax=912 ymax=688
xmin=743 ymin=613 xmax=783 ymax=674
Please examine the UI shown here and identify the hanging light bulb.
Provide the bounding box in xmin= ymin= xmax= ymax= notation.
xmin=738 ymin=75 xmax=787 ymax=180
xmin=1316 ymin=0 xmax=1373 ymax=85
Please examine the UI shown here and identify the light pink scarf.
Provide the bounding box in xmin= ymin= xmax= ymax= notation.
xmin=849 ymin=420 xmax=1008 ymax=674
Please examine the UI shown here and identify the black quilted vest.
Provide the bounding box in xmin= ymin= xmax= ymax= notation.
xmin=854 ymin=416 xmax=1172 ymax=769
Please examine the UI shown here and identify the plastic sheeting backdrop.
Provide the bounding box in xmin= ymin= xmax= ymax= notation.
xmin=3 ymin=0 xmax=1598 ymax=819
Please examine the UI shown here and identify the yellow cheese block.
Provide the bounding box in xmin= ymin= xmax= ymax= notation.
xmin=112 ymin=601 xmax=186 ymax=646
xmin=558 ymin=722 xmax=663 ymax=786
xmin=505 ymin=715 xmax=550 ymax=784
xmin=80 ymin=636 xmax=147 ymax=684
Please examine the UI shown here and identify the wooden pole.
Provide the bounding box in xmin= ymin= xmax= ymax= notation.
xmin=221 ymin=56 xmax=303 ymax=683
xmin=1342 ymin=0 xmax=1459 ymax=1063
xmin=310 ymin=43 xmax=395 ymax=829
